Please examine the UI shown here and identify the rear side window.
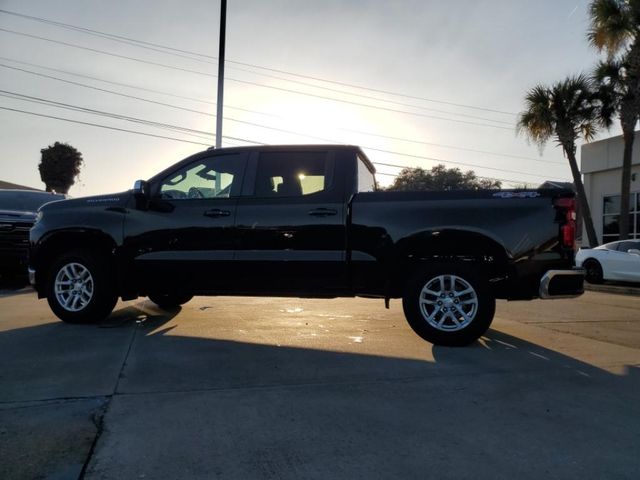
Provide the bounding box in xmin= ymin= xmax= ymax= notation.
xmin=357 ymin=157 xmax=376 ymax=193
xmin=254 ymin=151 xmax=331 ymax=197
xmin=617 ymin=241 xmax=640 ymax=252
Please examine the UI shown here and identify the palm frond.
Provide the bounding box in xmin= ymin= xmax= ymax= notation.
xmin=594 ymin=82 xmax=620 ymax=127
xmin=517 ymin=84 xmax=555 ymax=148
xmin=588 ymin=0 xmax=634 ymax=56
xmin=519 ymin=75 xmax=603 ymax=153
xmin=592 ymin=58 xmax=625 ymax=84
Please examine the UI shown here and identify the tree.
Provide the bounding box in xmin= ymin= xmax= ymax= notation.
xmin=387 ymin=164 xmax=501 ymax=191
xmin=38 ymin=142 xmax=83 ymax=194
xmin=517 ymin=75 xmax=603 ymax=247
xmin=588 ymin=0 xmax=640 ymax=239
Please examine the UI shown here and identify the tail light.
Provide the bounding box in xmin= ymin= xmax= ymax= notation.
xmin=554 ymin=197 xmax=576 ymax=250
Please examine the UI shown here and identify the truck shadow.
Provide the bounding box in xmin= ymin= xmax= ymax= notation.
xmin=1 ymin=301 xmax=639 ymax=479
xmin=0 ymin=278 xmax=32 ymax=297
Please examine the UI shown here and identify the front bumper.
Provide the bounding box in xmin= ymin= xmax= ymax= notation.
xmin=539 ymin=269 xmax=584 ymax=299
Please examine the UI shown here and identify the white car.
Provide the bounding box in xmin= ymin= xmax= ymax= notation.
xmin=576 ymin=240 xmax=640 ymax=284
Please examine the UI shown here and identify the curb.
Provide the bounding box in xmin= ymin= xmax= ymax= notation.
xmin=585 ymin=283 xmax=640 ymax=297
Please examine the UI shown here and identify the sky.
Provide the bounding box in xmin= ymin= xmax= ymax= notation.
xmin=0 ymin=0 xmax=621 ymax=195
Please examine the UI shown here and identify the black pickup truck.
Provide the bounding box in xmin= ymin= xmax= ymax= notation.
xmin=29 ymin=145 xmax=583 ymax=345
xmin=0 ymin=189 xmax=64 ymax=278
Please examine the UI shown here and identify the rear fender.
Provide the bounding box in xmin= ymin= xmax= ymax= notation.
xmin=388 ymin=229 xmax=511 ymax=296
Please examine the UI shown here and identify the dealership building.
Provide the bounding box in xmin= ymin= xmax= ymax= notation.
xmin=581 ymin=132 xmax=640 ymax=245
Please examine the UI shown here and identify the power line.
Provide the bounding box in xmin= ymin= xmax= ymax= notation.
xmin=0 ymin=56 xmax=564 ymax=166
xmin=0 ymin=83 xmax=562 ymax=180
xmin=224 ymin=65 xmax=516 ymax=116
xmin=0 ymin=57 xmax=563 ymax=165
xmin=0 ymin=62 xmax=293 ymax=137
xmin=0 ymin=27 xmax=514 ymax=131
xmin=0 ymin=62 xmax=338 ymax=142
xmin=0 ymin=106 xmax=535 ymax=185
xmin=342 ymin=128 xmax=565 ymax=165
xmin=0 ymin=62 xmax=222 ymax=116
xmin=0 ymin=7 xmax=517 ymax=116
xmin=0 ymin=90 xmax=218 ymax=140
xmin=0 ymin=57 xmax=278 ymax=117
xmin=0 ymin=57 xmax=568 ymax=179
xmin=0 ymin=105 xmax=211 ymax=145
xmin=12 ymin=12 xmax=514 ymax=127
xmin=0 ymin=105 xmax=262 ymax=146
xmin=219 ymin=64 xmax=514 ymax=125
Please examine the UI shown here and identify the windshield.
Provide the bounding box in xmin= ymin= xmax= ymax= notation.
xmin=0 ymin=191 xmax=63 ymax=212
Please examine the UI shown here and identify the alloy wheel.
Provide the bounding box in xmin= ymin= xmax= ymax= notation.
xmin=418 ymin=274 xmax=478 ymax=331
xmin=54 ymin=262 xmax=94 ymax=312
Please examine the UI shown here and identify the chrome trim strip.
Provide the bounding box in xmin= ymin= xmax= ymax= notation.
xmin=539 ymin=269 xmax=584 ymax=299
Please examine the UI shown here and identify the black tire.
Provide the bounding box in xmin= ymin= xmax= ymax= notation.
xmin=402 ymin=264 xmax=495 ymax=346
xmin=583 ymin=259 xmax=604 ymax=284
xmin=148 ymin=293 xmax=193 ymax=310
xmin=46 ymin=249 xmax=117 ymax=324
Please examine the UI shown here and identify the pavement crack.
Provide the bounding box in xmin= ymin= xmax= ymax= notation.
xmin=110 ymin=365 xmax=604 ymax=399
xmin=0 ymin=395 xmax=108 ymax=411
xmin=77 ymin=320 xmax=139 ymax=479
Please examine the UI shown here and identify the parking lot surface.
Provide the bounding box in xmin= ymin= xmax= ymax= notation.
xmin=1 ymin=290 xmax=639 ymax=479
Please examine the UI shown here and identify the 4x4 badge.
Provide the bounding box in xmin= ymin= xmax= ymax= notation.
xmin=492 ymin=192 xmax=541 ymax=199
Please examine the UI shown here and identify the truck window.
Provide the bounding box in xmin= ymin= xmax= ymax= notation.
xmin=254 ymin=151 xmax=330 ymax=197
xmin=159 ymin=154 xmax=242 ymax=200
xmin=357 ymin=156 xmax=376 ymax=192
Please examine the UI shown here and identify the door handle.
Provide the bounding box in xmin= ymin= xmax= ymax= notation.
xmin=307 ymin=208 xmax=337 ymax=217
xmin=203 ymin=209 xmax=231 ymax=218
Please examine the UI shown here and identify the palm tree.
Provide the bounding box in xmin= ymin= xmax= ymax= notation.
xmin=588 ymin=0 xmax=640 ymax=239
xmin=517 ymin=75 xmax=601 ymax=247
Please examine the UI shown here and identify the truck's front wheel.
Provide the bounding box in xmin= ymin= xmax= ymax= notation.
xmin=402 ymin=265 xmax=495 ymax=346
xmin=46 ymin=250 xmax=118 ymax=324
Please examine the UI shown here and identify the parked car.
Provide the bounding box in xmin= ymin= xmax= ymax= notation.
xmin=0 ymin=189 xmax=64 ymax=278
xmin=576 ymin=240 xmax=640 ymax=284
xmin=29 ymin=145 xmax=584 ymax=346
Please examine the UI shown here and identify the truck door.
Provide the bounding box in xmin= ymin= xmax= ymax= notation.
xmin=123 ymin=152 xmax=247 ymax=294
xmin=234 ymin=149 xmax=348 ymax=294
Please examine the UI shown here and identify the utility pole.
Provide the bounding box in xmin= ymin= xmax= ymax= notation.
xmin=215 ymin=0 xmax=227 ymax=148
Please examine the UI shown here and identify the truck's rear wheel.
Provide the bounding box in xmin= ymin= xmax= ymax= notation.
xmin=402 ymin=264 xmax=495 ymax=346
xmin=148 ymin=293 xmax=193 ymax=310
xmin=46 ymin=250 xmax=117 ymax=324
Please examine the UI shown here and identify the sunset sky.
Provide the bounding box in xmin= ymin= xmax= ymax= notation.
xmin=0 ymin=0 xmax=617 ymax=195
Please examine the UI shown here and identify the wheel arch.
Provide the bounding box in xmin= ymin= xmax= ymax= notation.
xmin=32 ymin=229 xmax=118 ymax=296
xmin=388 ymin=228 xmax=511 ymax=297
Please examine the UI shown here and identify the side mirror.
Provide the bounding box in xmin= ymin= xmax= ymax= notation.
xmin=628 ymin=249 xmax=640 ymax=255
xmin=132 ymin=180 xmax=150 ymax=209
xmin=133 ymin=179 xmax=149 ymax=197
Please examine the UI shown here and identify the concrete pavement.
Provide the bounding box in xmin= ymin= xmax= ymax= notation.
xmin=1 ymin=291 xmax=639 ymax=479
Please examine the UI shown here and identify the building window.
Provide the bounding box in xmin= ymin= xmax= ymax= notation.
xmin=602 ymin=192 xmax=639 ymax=242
